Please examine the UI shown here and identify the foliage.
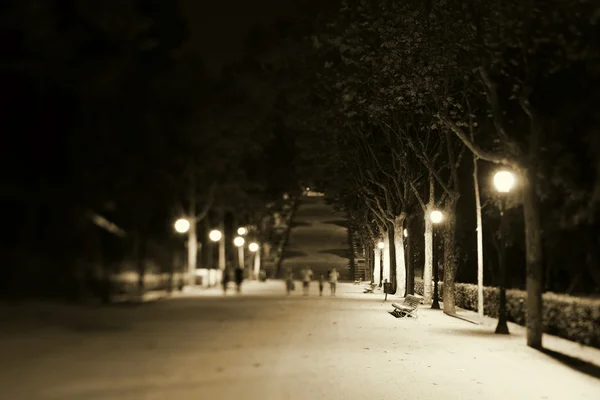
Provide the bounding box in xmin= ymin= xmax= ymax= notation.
xmin=414 ymin=278 xmax=600 ymax=348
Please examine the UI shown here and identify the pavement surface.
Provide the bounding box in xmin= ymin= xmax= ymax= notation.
xmin=2 ymin=194 xmax=599 ymax=399
xmin=282 ymin=195 xmax=350 ymax=279
xmin=1 ymin=281 xmax=600 ymax=400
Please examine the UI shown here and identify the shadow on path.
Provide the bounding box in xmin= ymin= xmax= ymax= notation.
xmin=541 ymin=348 xmax=600 ymax=380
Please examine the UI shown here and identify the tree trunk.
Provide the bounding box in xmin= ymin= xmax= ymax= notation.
xmin=347 ymin=223 xmax=356 ymax=279
xmin=365 ymin=240 xmax=372 ymax=282
xmin=423 ymin=205 xmax=434 ymax=303
xmin=523 ymin=171 xmax=544 ymax=349
xmin=406 ymin=222 xmax=414 ymax=295
xmin=442 ymin=195 xmax=459 ymax=314
xmin=373 ymin=239 xmax=381 ymax=286
xmin=393 ymin=215 xmax=407 ymax=296
xmin=473 ymin=155 xmax=485 ymax=322
xmin=218 ymin=219 xmax=226 ymax=271
xmin=187 ymin=217 xmax=197 ymax=287
xmin=387 ymin=226 xmax=397 ymax=291
xmin=382 ymin=231 xmax=391 ymax=283
xmin=188 ymin=171 xmax=197 ymax=288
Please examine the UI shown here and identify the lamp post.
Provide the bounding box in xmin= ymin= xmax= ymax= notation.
xmin=493 ymin=170 xmax=516 ymax=335
xmin=234 ymin=236 xmax=245 ymax=270
xmin=430 ymin=210 xmax=444 ymax=309
xmin=249 ymin=242 xmax=260 ymax=280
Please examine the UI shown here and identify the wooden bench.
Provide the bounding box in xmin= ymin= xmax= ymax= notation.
xmin=391 ymin=295 xmax=421 ymax=319
xmin=363 ymin=283 xmax=378 ymax=293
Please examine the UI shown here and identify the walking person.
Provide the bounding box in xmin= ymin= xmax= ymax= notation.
xmin=285 ymin=267 xmax=294 ymax=296
xmin=234 ymin=267 xmax=244 ymax=294
xmin=329 ymin=267 xmax=340 ymax=296
xmin=318 ymin=274 xmax=325 ymax=296
xmin=222 ymin=268 xmax=231 ymax=295
xmin=302 ymin=266 xmax=313 ymax=296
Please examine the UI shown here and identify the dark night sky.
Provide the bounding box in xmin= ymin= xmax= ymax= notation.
xmin=181 ymin=0 xmax=305 ymax=75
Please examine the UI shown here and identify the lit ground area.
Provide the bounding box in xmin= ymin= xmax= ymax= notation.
xmin=1 ymin=281 xmax=599 ymax=400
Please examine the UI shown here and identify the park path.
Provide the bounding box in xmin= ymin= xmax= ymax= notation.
xmin=282 ymin=195 xmax=351 ymax=280
xmin=1 ymin=281 xmax=599 ymax=399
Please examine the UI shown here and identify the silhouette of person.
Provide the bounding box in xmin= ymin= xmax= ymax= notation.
xmin=329 ymin=268 xmax=340 ymax=296
xmin=285 ymin=268 xmax=294 ymax=295
xmin=222 ymin=268 xmax=231 ymax=295
xmin=319 ymin=275 xmax=325 ymax=296
xmin=234 ymin=267 xmax=244 ymax=294
xmin=302 ymin=267 xmax=313 ymax=296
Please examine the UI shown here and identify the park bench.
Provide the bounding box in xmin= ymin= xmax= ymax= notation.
xmin=391 ymin=295 xmax=421 ymax=319
xmin=363 ymin=283 xmax=378 ymax=293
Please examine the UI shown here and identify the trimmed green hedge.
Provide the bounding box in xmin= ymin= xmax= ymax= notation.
xmin=414 ymin=278 xmax=600 ymax=348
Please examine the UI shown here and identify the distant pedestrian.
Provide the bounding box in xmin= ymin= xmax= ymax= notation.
xmin=285 ymin=267 xmax=294 ymax=295
xmin=329 ymin=268 xmax=340 ymax=296
xmin=234 ymin=267 xmax=244 ymax=294
xmin=319 ymin=275 xmax=325 ymax=296
xmin=302 ymin=267 xmax=314 ymax=296
xmin=222 ymin=268 xmax=231 ymax=295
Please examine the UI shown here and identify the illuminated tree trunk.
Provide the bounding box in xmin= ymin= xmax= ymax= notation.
xmin=382 ymin=232 xmax=391 ymax=283
xmin=423 ymin=173 xmax=435 ymax=303
xmin=423 ymin=206 xmax=434 ymax=303
xmin=473 ymin=155 xmax=485 ymax=322
xmin=406 ymin=221 xmax=414 ymax=295
xmin=373 ymin=238 xmax=381 ymax=285
xmin=393 ymin=215 xmax=407 ymax=296
xmin=442 ymin=195 xmax=459 ymax=314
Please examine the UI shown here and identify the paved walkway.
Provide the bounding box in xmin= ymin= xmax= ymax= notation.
xmin=1 ymin=282 xmax=599 ymax=399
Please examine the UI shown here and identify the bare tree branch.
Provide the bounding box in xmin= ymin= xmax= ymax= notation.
xmin=437 ymin=115 xmax=518 ymax=166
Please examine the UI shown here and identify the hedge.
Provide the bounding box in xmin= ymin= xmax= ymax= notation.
xmin=414 ymin=278 xmax=600 ymax=348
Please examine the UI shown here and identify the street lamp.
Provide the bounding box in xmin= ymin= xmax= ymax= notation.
xmin=249 ymin=242 xmax=261 ymax=279
xmin=174 ymin=218 xmax=190 ymax=234
xmin=377 ymin=241 xmax=385 ymax=249
xmin=430 ymin=210 xmax=444 ymax=224
xmin=430 ymin=210 xmax=444 ymax=309
xmin=209 ymin=229 xmax=222 ymax=242
xmin=493 ymin=170 xmax=516 ymax=335
xmin=237 ymin=227 xmax=247 ymax=236
xmin=493 ymin=170 xmax=516 ymax=193
xmin=403 ymin=229 xmax=408 ymax=237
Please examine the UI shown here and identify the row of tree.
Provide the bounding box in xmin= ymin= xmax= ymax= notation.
xmin=0 ymin=0 xmax=301 ymax=300
xmin=234 ymin=0 xmax=600 ymax=349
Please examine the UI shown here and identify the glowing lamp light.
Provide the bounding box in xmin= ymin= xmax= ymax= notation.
xmin=209 ymin=230 xmax=222 ymax=242
xmin=174 ymin=218 xmax=190 ymax=234
xmin=237 ymin=227 xmax=247 ymax=236
xmin=249 ymin=242 xmax=259 ymax=252
xmin=430 ymin=210 xmax=444 ymax=224
xmin=233 ymin=236 xmax=245 ymax=247
xmin=403 ymin=229 xmax=408 ymax=237
xmin=493 ymin=170 xmax=516 ymax=193
xmin=377 ymin=241 xmax=385 ymax=249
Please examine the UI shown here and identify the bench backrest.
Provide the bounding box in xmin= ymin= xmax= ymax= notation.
xmin=403 ymin=295 xmax=421 ymax=308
